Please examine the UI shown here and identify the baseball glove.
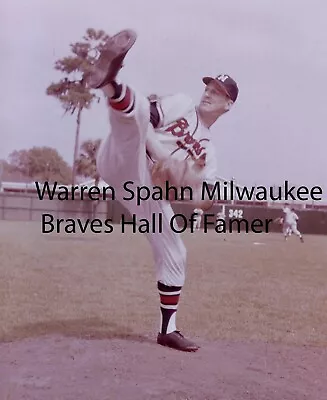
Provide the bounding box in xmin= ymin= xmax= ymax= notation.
xmin=151 ymin=156 xmax=204 ymax=192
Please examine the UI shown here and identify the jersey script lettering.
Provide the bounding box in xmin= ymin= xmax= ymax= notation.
xmin=164 ymin=118 xmax=206 ymax=160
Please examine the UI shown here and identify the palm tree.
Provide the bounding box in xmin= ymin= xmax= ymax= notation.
xmin=46 ymin=28 xmax=110 ymax=185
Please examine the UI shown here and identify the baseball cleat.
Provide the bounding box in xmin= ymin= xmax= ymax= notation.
xmin=157 ymin=331 xmax=200 ymax=352
xmin=85 ymin=29 xmax=137 ymax=89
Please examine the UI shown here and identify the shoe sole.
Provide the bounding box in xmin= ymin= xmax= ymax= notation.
xmin=157 ymin=340 xmax=199 ymax=352
xmin=87 ymin=29 xmax=137 ymax=89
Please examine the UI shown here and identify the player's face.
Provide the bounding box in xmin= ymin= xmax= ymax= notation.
xmin=199 ymin=82 xmax=232 ymax=115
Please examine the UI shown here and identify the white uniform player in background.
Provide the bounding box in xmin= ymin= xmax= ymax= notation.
xmin=193 ymin=208 xmax=204 ymax=231
xmin=282 ymin=206 xmax=304 ymax=242
xmin=216 ymin=205 xmax=227 ymax=240
xmin=216 ymin=204 xmax=226 ymax=223
xmin=85 ymin=29 xmax=239 ymax=352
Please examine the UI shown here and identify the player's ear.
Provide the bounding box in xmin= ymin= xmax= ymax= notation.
xmin=225 ymin=99 xmax=233 ymax=111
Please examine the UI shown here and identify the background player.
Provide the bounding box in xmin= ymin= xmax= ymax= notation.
xmin=85 ymin=29 xmax=239 ymax=352
xmin=282 ymin=206 xmax=304 ymax=242
xmin=193 ymin=208 xmax=204 ymax=231
xmin=216 ymin=205 xmax=227 ymax=240
xmin=216 ymin=204 xmax=226 ymax=224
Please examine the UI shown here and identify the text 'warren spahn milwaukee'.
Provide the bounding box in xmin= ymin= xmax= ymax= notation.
xmin=34 ymin=180 xmax=323 ymax=204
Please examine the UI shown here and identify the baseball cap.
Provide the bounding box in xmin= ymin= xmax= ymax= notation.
xmin=202 ymin=74 xmax=239 ymax=102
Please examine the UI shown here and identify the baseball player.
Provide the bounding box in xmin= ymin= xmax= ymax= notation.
xmin=216 ymin=205 xmax=227 ymax=240
xmin=193 ymin=208 xmax=204 ymax=231
xmin=85 ymin=29 xmax=239 ymax=352
xmin=216 ymin=205 xmax=226 ymax=224
xmin=282 ymin=206 xmax=304 ymax=242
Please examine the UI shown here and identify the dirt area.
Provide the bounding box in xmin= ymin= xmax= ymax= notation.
xmin=1 ymin=335 xmax=326 ymax=400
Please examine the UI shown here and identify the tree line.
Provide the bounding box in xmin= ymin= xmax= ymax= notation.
xmin=0 ymin=139 xmax=101 ymax=185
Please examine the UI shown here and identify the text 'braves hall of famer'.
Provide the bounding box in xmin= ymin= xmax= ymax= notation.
xmin=84 ymin=29 xmax=239 ymax=352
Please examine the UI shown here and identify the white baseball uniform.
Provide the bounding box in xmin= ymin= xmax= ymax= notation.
xmin=216 ymin=211 xmax=225 ymax=222
xmin=193 ymin=208 xmax=204 ymax=230
xmin=282 ymin=207 xmax=301 ymax=237
xmin=96 ymin=85 xmax=218 ymax=286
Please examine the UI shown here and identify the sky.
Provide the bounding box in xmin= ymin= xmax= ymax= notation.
xmin=1 ymin=0 xmax=327 ymax=198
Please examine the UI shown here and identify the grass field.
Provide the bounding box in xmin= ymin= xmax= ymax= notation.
xmin=1 ymin=219 xmax=327 ymax=347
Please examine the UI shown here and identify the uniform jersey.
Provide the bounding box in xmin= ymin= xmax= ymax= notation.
xmin=148 ymin=93 xmax=218 ymax=186
xmin=193 ymin=208 xmax=204 ymax=216
xmin=216 ymin=212 xmax=225 ymax=220
xmin=283 ymin=207 xmax=299 ymax=224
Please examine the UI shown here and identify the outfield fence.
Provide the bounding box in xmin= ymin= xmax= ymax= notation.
xmin=0 ymin=192 xmax=327 ymax=235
